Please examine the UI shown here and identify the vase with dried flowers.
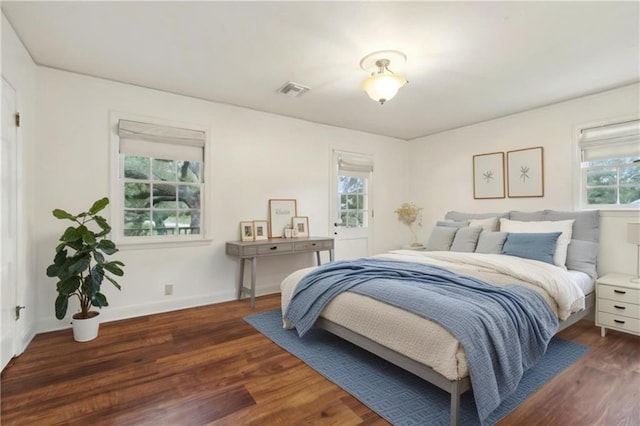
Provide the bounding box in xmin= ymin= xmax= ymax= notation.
xmin=394 ymin=202 xmax=423 ymax=248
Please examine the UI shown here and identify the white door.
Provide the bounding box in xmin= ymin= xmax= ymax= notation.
xmin=1 ymin=78 xmax=18 ymax=371
xmin=330 ymin=150 xmax=373 ymax=260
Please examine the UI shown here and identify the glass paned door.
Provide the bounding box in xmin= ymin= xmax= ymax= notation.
xmin=331 ymin=150 xmax=373 ymax=260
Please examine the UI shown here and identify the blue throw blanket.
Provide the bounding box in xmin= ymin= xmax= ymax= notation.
xmin=284 ymin=258 xmax=559 ymax=423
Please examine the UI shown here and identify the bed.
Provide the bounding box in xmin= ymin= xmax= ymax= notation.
xmin=280 ymin=210 xmax=599 ymax=426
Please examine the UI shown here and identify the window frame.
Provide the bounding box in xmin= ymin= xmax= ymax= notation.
xmin=575 ymin=116 xmax=640 ymax=211
xmin=336 ymin=171 xmax=371 ymax=229
xmin=109 ymin=112 xmax=212 ymax=248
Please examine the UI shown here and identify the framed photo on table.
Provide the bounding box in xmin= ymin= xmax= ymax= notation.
xmin=507 ymin=147 xmax=544 ymax=198
xmin=292 ymin=216 xmax=309 ymax=237
xmin=253 ymin=220 xmax=268 ymax=241
xmin=472 ymin=152 xmax=505 ymax=199
xmin=268 ymin=199 xmax=297 ymax=238
xmin=240 ymin=221 xmax=254 ymax=242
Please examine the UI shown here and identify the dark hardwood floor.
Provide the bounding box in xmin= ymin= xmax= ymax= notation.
xmin=1 ymin=294 xmax=638 ymax=425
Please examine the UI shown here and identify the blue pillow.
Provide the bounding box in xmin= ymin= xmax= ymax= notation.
xmin=502 ymin=232 xmax=561 ymax=264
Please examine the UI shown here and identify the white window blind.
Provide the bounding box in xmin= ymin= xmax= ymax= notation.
xmin=337 ymin=153 xmax=374 ymax=173
xmin=579 ymin=119 xmax=640 ymax=161
xmin=118 ymin=119 xmax=206 ymax=162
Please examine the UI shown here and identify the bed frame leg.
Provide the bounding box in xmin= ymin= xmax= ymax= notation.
xmin=450 ymin=379 xmax=460 ymax=426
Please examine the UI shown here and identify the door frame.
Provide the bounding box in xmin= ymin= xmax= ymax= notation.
xmin=329 ymin=148 xmax=374 ymax=259
xmin=1 ymin=76 xmax=19 ymax=371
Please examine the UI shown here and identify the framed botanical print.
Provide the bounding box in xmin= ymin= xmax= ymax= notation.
xmin=507 ymin=147 xmax=544 ymax=198
xmin=268 ymin=199 xmax=297 ymax=238
xmin=473 ymin=152 xmax=505 ymax=199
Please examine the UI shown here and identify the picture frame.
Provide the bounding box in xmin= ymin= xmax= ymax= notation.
xmin=268 ymin=199 xmax=297 ymax=238
xmin=292 ymin=216 xmax=310 ymax=238
xmin=472 ymin=152 xmax=505 ymax=199
xmin=507 ymin=146 xmax=544 ymax=198
xmin=240 ymin=221 xmax=254 ymax=242
xmin=252 ymin=220 xmax=268 ymax=241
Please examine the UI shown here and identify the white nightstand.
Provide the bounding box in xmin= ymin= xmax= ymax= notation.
xmin=596 ymin=273 xmax=640 ymax=337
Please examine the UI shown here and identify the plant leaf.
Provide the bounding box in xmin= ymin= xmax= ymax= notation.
xmin=97 ymin=239 xmax=118 ymax=255
xmin=104 ymin=274 xmax=122 ymax=291
xmin=52 ymin=209 xmax=76 ymax=221
xmin=92 ymin=292 xmax=108 ymax=308
xmin=53 ymin=249 xmax=68 ymax=266
xmin=81 ymin=275 xmax=96 ymax=298
xmin=55 ymin=294 xmax=69 ymax=320
xmin=61 ymin=227 xmax=81 ymax=243
xmin=69 ymin=256 xmax=90 ymax=274
xmin=46 ymin=263 xmax=60 ymax=277
xmin=103 ymin=261 xmax=124 ymax=276
xmin=94 ymin=215 xmax=110 ymax=231
xmin=80 ymin=229 xmax=96 ymax=245
xmin=57 ymin=276 xmax=81 ymax=295
xmin=88 ymin=198 xmax=109 ymax=215
xmin=90 ymin=265 xmax=104 ymax=287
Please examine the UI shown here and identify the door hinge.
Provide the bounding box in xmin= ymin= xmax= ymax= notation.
xmin=15 ymin=305 xmax=25 ymax=320
xmin=15 ymin=112 xmax=20 ymax=127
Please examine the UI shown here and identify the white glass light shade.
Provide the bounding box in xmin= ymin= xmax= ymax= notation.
xmin=361 ymin=73 xmax=407 ymax=104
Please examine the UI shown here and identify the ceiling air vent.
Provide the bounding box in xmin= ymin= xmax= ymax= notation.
xmin=277 ymin=81 xmax=311 ymax=97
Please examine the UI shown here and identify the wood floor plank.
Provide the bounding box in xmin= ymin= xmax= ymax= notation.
xmin=2 ymin=294 xmax=639 ymax=425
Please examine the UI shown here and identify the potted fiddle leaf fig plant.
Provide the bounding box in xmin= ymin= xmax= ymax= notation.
xmin=46 ymin=197 xmax=124 ymax=342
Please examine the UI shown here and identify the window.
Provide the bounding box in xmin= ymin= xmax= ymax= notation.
xmin=579 ymin=119 xmax=640 ymax=208
xmin=337 ymin=175 xmax=369 ymax=227
xmin=113 ymin=118 xmax=208 ymax=244
xmin=335 ymin=154 xmax=372 ymax=228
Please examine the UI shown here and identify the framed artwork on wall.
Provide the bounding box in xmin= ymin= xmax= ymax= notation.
xmin=292 ymin=216 xmax=310 ymax=237
xmin=240 ymin=221 xmax=254 ymax=242
xmin=507 ymin=146 xmax=544 ymax=198
xmin=253 ymin=220 xmax=268 ymax=241
xmin=473 ymin=152 xmax=505 ymax=199
xmin=268 ymin=199 xmax=297 ymax=238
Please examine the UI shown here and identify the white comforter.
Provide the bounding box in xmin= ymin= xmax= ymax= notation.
xmin=280 ymin=251 xmax=587 ymax=380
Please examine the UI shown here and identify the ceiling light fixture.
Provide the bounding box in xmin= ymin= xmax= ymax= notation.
xmin=360 ymin=50 xmax=408 ymax=105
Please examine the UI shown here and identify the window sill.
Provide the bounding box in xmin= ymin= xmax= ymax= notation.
xmin=114 ymin=237 xmax=213 ymax=250
xmin=580 ymin=204 xmax=640 ymax=213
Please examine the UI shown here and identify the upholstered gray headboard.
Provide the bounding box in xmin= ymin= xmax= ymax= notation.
xmin=444 ymin=210 xmax=599 ymax=279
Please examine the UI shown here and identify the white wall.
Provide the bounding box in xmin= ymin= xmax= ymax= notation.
xmin=34 ymin=67 xmax=410 ymax=332
xmin=408 ymin=84 xmax=640 ymax=276
xmin=1 ymin=14 xmax=38 ymax=353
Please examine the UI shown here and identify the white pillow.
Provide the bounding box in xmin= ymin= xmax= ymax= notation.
xmin=499 ymin=218 xmax=575 ymax=268
xmin=469 ymin=217 xmax=498 ymax=232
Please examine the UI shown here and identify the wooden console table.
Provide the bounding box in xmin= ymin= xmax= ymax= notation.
xmin=226 ymin=236 xmax=334 ymax=308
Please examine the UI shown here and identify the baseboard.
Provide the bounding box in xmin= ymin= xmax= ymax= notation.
xmin=36 ymin=286 xmax=282 ymax=334
xmin=37 ymin=290 xmax=234 ymax=333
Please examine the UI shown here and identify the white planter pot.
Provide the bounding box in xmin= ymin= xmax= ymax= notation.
xmin=72 ymin=312 xmax=100 ymax=342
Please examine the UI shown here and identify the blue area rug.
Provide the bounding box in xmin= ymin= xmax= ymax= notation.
xmin=245 ymin=309 xmax=589 ymax=426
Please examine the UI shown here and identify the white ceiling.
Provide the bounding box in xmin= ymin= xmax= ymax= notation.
xmin=2 ymin=1 xmax=639 ymax=140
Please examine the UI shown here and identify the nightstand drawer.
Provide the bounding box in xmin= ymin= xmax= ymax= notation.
xmin=598 ymin=312 xmax=640 ymax=334
xmin=598 ymin=299 xmax=640 ymax=319
xmin=597 ymin=285 xmax=640 ymax=304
